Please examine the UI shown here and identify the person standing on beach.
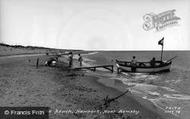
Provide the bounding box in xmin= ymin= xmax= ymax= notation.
xmin=69 ymin=52 xmax=73 ymax=67
xmin=78 ymin=54 xmax=83 ymax=66
xmin=131 ymin=56 xmax=137 ymax=72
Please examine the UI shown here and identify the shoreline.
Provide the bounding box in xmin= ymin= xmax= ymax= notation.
xmin=90 ymin=71 xmax=179 ymax=119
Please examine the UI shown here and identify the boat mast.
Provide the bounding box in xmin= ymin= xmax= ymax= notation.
xmin=161 ymin=43 xmax=163 ymax=61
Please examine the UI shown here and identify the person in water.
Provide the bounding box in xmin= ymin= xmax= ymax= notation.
xmin=131 ymin=56 xmax=137 ymax=72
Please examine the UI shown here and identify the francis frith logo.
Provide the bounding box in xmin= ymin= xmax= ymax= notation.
xmin=143 ymin=9 xmax=180 ymax=31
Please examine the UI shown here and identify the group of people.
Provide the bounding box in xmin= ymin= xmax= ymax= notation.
xmin=44 ymin=52 xmax=83 ymax=68
xmin=130 ymin=56 xmax=157 ymax=72
xmin=68 ymin=52 xmax=83 ymax=67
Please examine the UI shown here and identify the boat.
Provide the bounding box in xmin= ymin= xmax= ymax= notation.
xmin=115 ymin=59 xmax=172 ymax=73
xmin=115 ymin=37 xmax=176 ymax=73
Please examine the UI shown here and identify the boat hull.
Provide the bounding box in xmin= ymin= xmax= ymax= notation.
xmin=116 ymin=60 xmax=172 ymax=73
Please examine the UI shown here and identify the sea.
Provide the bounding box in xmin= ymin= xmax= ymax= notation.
xmin=84 ymin=51 xmax=190 ymax=119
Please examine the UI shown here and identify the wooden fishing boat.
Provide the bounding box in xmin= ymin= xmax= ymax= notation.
xmin=116 ymin=59 xmax=172 ymax=73
xmin=115 ymin=37 xmax=177 ymax=73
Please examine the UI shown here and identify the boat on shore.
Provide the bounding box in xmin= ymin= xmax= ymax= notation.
xmin=116 ymin=37 xmax=176 ymax=73
xmin=116 ymin=59 xmax=172 ymax=73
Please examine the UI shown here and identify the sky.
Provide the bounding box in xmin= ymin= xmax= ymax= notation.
xmin=0 ymin=0 xmax=190 ymax=50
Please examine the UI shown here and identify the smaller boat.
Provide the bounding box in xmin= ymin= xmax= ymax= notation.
xmin=45 ymin=58 xmax=57 ymax=67
xmin=116 ymin=59 xmax=172 ymax=73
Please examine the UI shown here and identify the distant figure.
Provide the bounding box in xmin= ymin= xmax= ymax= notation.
xmin=78 ymin=54 xmax=83 ymax=66
xmin=68 ymin=52 xmax=73 ymax=67
xmin=150 ymin=57 xmax=156 ymax=67
xmin=131 ymin=56 xmax=137 ymax=72
xmin=36 ymin=57 xmax=39 ymax=68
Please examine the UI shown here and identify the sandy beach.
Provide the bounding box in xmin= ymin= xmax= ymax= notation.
xmin=0 ymin=45 xmax=179 ymax=119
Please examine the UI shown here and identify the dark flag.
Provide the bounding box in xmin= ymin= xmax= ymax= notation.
xmin=158 ymin=37 xmax=164 ymax=46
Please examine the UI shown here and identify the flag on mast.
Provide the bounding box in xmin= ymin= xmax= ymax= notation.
xmin=158 ymin=37 xmax=164 ymax=46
